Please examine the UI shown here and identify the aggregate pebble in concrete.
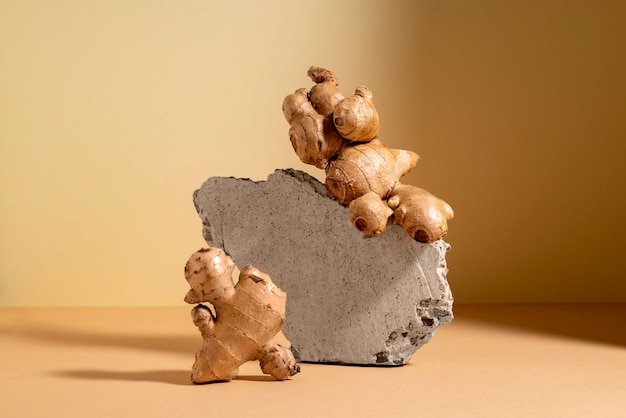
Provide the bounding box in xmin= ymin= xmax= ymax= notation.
xmin=193 ymin=169 xmax=453 ymax=365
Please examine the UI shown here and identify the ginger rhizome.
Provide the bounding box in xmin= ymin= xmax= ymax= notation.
xmin=184 ymin=247 xmax=299 ymax=383
xmin=282 ymin=66 xmax=453 ymax=243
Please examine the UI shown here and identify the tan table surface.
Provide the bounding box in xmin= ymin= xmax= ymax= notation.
xmin=1 ymin=304 xmax=624 ymax=417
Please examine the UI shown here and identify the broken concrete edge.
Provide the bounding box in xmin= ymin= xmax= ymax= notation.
xmin=193 ymin=169 xmax=332 ymax=255
xmin=432 ymin=239 xmax=454 ymax=325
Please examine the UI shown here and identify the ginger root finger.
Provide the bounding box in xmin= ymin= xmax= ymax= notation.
xmin=388 ymin=185 xmax=454 ymax=243
xmin=258 ymin=342 xmax=300 ymax=380
xmin=325 ymin=140 xmax=418 ymax=205
xmin=307 ymin=66 xmax=345 ymax=116
xmin=283 ymin=88 xmax=345 ymax=169
xmin=349 ymin=191 xmax=393 ymax=235
xmin=184 ymin=247 xmax=236 ymax=304
xmin=333 ymin=86 xmax=380 ymax=142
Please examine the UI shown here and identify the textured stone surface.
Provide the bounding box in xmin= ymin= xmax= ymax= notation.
xmin=193 ymin=169 xmax=453 ymax=365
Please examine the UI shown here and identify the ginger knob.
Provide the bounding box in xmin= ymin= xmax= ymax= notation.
xmin=349 ymin=191 xmax=393 ymax=235
xmin=325 ymin=140 xmax=418 ymax=205
xmin=388 ymin=185 xmax=454 ymax=243
xmin=258 ymin=344 xmax=301 ymax=380
xmin=283 ymin=88 xmax=345 ymax=169
xmin=307 ymin=66 xmax=345 ymax=116
xmin=333 ymin=86 xmax=380 ymax=142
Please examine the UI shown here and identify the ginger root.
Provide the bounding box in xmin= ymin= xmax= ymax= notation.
xmin=305 ymin=66 xmax=380 ymax=141
xmin=388 ymin=185 xmax=454 ymax=243
xmin=184 ymin=247 xmax=300 ymax=383
xmin=333 ymin=85 xmax=380 ymax=141
xmin=283 ymin=88 xmax=344 ymax=169
xmin=283 ymin=66 xmax=453 ymax=243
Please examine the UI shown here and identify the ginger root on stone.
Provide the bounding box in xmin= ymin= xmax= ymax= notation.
xmin=283 ymin=88 xmax=344 ymax=169
xmin=388 ymin=185 xmax=454 ymax=243
xmin=306 ymin=66 xmax=380 ymax=141
xmin=282 ymin=66 xmax=453 ymax=243
xmin=184 ymin=247 xmax=300 ymax=383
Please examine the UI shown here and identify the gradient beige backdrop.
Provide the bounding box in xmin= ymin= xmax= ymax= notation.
xmin=1 ymin=0 xmax=625 ymax=306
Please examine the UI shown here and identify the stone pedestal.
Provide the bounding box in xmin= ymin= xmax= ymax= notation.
xmin=193 ymin=169 xmax=453 ymax=365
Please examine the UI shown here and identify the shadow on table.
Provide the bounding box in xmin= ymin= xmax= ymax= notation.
xmin=1 ymin=325 xmax=199 ymax=355
xmin=454 ymin=303 xmax=626 ymax=348
xmin=51 ymin=369 xmax=279 ymax=385
xmin=52 ymin=369 xmax=193 ymax=385
xmin=2 ymin=317 xmax=287 ymax=385
xmin=0 ymin=315 xmax=200 ymax=385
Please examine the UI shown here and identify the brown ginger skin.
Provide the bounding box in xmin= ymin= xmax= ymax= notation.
xmin=282 ymin=88 xmax=344 ymax=169
xmin=184 ymin=248 xmax=299 ymax=383
xmin=283 ymin=66 xmax=453 ymax=243
xmin=333 ymin=86 xmax=380 ymax=141
xmin=388 ymin=185 xmax=454 ymax=243
xmin=258 ymin=344 xmax=299 ymax=380
xmin=325 ymin=139 xmax=418 ymax=205
xmin=348 ymin=191 xmax=393 ymax=235
xmin=328 ymin=139 xmax=418 ymax=235
xmin=306 ymin=66 xmax=380 ymax=142
xmin=307 ymin=66 xmax=345 ymax=116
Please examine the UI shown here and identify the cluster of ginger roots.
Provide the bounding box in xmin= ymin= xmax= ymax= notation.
xmin=283 ymin=66 xmax=453 ymax=243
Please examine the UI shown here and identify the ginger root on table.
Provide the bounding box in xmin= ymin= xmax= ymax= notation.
xmin=282 ymin=66 xmax=453 ymax=242
xmin=184 ymin=247 xmax=300 ymax=383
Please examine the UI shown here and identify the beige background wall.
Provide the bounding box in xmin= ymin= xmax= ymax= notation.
xmin=1 ymin=0 xmax=624 ymax=306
